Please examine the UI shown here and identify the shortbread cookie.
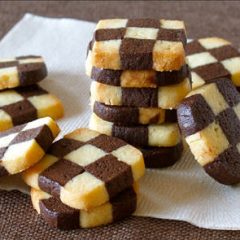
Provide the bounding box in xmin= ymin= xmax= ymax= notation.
xmin=93 ymin=101 xmax=177 ymax=125
xmin=140 ymin=141 xmax=183 ymax=168
xmin=186 ymin=37 xmax=240 ymax=89
xmin=177 ymin=78 xmax=240 ymax=185
xmin=0 ymin=56 xmax=47 ymax=90
xmin=0 ymin=117 xmax=60 ymax=177
xmin=31 ymin=186 xmax=137 ymax=229
xmin=23 ymin=128 xmax=145 ymax=210
xmin=86 ymin=49 xmax=189 ymax=88
xmin=90 ymin=19 xmax=186 ymax=71
xmin=89 ymin=113 xmax=181 ymax=147
xmin=0 ymin=85 xmax=64 ymax=131
xmin=90 ymin=78 xmax=191 ymax=109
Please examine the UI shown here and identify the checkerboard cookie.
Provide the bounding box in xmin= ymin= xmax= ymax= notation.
xmin=90 ymin=78 xmax=191 ymax=109
xmin=23 ymin=128 xmax=145 ymax=210
xmin=93 ymin=101 xmax=177 ymax=125
xmin=0 ymin=56 xmax=47 ymax=90
xmin=31 ymin=185 xmax=137 ymax=229
xmin=140 ymin=141 xmax=183 ymax=168
xmin=177 ymin=78 xmax=240 ymax=185
xmin=0 ymin=117 xmax=60 ymax=176
xmin=90 ymin=19 xmax=186 ymax=71
xmin=186 ymin=37 xmax=240 ymax=89
xmin=89 ymin=113 xmax=181 ymax=147
xmin=0 ymin=85 xmax=64 ymax=131
xmin=86 ymin=48 xmax=189 ymax=88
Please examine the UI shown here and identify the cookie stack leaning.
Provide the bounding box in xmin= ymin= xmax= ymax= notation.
xmin=87 ymin=18 xmax=192 ymax=168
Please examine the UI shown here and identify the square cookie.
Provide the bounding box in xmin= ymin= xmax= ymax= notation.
xmin=86 ymin=47 xmax=189 ymax=88
xmin=89 ymin=113 xmax=181 ymax=147
xmin=23 ymin=128 xmax=145 ymax=210
xmin=0 ymin=56 xmax=47 ymax=90
xmin=90 ymin=78 xmax=191 ymax=109
xmin=93 ymin=101 xmax=177 ymax=125
xmin=91 ymin=19 xmax=186 ymax=71
xmin=31 ymin=185 xmax=137 ymax=229
xmin=186 ymin=37 xmax=240 ymax=89
xmin=0 ymin=84 xmax=64 ymax=131
xmin=177 ymin=78 xmax=240 ymax=185
xmin=0 ymin=117 xmax=60 ymax=176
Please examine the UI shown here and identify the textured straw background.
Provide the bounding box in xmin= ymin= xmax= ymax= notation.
xmin=1 ymin=1 xmax=240 ymax=239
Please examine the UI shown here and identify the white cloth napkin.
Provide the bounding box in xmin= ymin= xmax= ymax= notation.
xmin=0 ymin=14 xmax=240 ymax=230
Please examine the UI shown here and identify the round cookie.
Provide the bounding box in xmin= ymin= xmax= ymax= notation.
xmin=177 ymin=78 xmax=240 ymax=185
xmin=31 ymin=185 xmax=137 ymax=229
xmin=93 ymin=101 xmax=177 ymax=125
xmin=89 ymin=113 xmax=181 ymax=147
xmin=0 ymin=56 xmax=47 ymax=90
xmin=140 ymin=141 xmax=183 ymax=168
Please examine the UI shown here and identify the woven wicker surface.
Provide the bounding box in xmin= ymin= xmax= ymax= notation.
xmin=1 ymin=1 xmax=240 ymax=239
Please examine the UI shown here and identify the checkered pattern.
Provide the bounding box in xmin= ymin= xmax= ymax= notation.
xmin=23 ymin=128 xmax=144 ymax=210
xmin=90 ymin=78 xmax=191 ymax=109
xmin=89 ymin=113 xmax=181 ymax=147
xmin=186 ymin=37 xmax=240 ymax=89
xmin=0 ymin=117 xmax=60 ymax=176
xmin=86 ymin=49 xmax=189 ymax=88
xmin=31 ymin=186 xmax=137 ymax=229
xmin=93 ymin=101 xmax=177 ymax=125
xmin=0 ymin=85 xmax=64 ymax=131
xmin=0 ymin=56 xmax=47 ymax=90
xmin=177 ymin=79 xmax=240 ymax=184
xmin=91 ymin=19 xmax=186 ymax=71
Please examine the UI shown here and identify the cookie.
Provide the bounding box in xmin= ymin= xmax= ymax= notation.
xmin=0 ymin=85 xmax=64 ymax=131
xmin=86 ymin=49 xmax=189 ymax=88
xmin=177 ymin=78 xmax=240 ymax=185
xmin=90 ymin=78 xmax=191 ymax=109
xmin=23 ymin=128 xmax=145 ymax=210
xmin=93 ymin=101 xmax=177 ymax=125
xmin=140 ymin=141 xmax=183 ymax=168
xmin=31 ymin=185 xmax=137 ymax=229
xmin=0 ymin=117 xmax=60 ymax=176
xmin=186 ymin=37 xmax=240 ymax=89
xmin=0 ymin=56 xmax=47 ymax=90
xmin=90 ymin=19 xmax=186 ymax=71
xmin=89 ymin=113 xmax=181 ymax=147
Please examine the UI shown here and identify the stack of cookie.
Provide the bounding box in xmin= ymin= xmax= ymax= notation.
xmin=0 ymin=56 xmax=64 ymax=131
xmin=87 ymin=18 xmax=191 ymax=168
xmin=0 ymin=120 xmax=144 ymax=229
xmin=23 ymin=128 xmax=145 ymax=229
